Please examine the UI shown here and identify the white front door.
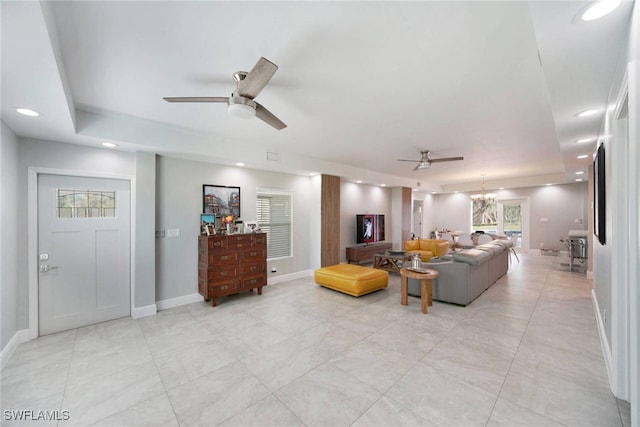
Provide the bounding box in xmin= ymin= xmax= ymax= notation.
xmin=38 ymin=174 xmax=131 ymax=335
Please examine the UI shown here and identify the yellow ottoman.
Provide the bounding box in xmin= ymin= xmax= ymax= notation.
xmin=314 ymin=264 xmax=388 ymax=297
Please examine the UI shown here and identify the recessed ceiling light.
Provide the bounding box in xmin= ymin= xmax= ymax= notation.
xmin=498 ymin=187 xmax=505 ymax=190
xmin=577 ymin=154 xmax=589 ymax=159
xmin=16 ymin=107 xmax=40 ymax=117
xmin=355 ymin=180 xmax=362 ymax=184
xmin=431 ymin=191 xmax=437 ymax=194
xmin=236 ymin=162 xmax=245 ymax=167
xmin=576 ymin=137 xmax=596 ymax=144
xmin=576 ymin=171 xmax=585 ymax=175
xmin=580 ymin=0 xmax=622 ymax=21
xmin=380 ymin=184 xmax=386 ymax=187
xmin=546 ymin=183 xmax=553 ymax=186
xmin=101 ymin=142 xmax=118 ymax=148
xmin=576 ymin=178 xmax=584 ymax=182
xmin=576 ymin=109 xmax=600 ymax=117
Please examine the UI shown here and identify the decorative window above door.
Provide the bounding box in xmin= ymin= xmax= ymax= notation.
xmin=56 ymin=189 xmax=116 ymax=218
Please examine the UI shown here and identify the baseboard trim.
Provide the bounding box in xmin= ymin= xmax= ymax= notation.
xmin=131 ymin=304 xmax=157 ymax=319
xmin=156 ymin=293 xmax=202 ymax=311
xmin=592 ymin=289 xmax=614 ymax=390
xmin=1 ymin=329 xmax=31 ymax=369
xmin=268 ymin=269 xmax=313 ymax=285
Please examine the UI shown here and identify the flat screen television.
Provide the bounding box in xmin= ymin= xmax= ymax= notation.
xmin=356 ymin=214 xmax=385 ymax=244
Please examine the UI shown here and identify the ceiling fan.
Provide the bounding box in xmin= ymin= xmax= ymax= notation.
xmin=163 ymin=57 xmax=286 ymax=130
xmin=398 ymin=150 xmax=464 ymax=171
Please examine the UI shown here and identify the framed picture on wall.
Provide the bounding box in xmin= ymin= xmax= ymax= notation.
xmin=203 ymin=185 xmax=241 ymax=218
xmin=594 ymin=143 xmax=606 ymax=245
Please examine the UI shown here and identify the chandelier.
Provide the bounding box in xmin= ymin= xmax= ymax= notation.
xmin=470 ymin=174 xmax=496 ymax=200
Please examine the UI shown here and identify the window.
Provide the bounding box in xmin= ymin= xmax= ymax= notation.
xmin=472 ymin=198 xmax=497 ymax=232
xmin=57 ymin=189 xmax=116 ymax=218
xmin=256 ymin=189 xmax=292 ymax=259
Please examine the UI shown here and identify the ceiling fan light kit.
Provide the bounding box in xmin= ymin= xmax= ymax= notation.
xmin=228 ymin=97 xmax=256 ymax=119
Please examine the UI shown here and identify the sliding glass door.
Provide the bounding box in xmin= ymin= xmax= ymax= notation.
xmin=497 ymin=198 xmax=529 ymax=250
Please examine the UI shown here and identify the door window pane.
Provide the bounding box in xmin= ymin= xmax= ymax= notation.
xmin=57 ymin=189 xmax=116 ymax=219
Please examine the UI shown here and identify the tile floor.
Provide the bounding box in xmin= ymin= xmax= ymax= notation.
xmin=1 ymin=253 xmax=631 ymax=426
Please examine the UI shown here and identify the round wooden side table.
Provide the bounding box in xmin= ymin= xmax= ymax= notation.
xmin=400 ymin=267 xmax=439 ymax=314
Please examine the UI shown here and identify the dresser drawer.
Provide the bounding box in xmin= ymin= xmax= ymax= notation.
xmin=206 ymin=253 xmax=237 ymax=264
xmin=242 ymin=248 xmax=265 ymax=260
xmin=212 ymin=267 xmax=237 ymax=280
xmin=242 ymin=274 xmax=266 ymax=290
xmin=208 ymin=280 xmax=239 ymax=297
xmin=239 ymin=263 xmax=265 ymax=275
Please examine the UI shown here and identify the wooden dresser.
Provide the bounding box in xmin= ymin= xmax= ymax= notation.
xmin=198 ymin=233 xmax=267 ymax=307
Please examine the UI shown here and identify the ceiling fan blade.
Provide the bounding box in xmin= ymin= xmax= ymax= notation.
xmin=255 ymin=102 xmax=286 ymax=130
xmin=397 ymin=159 xmax=421 ymax=162
xmin=163 ymin=97 xmax=228 ymax=103
xmin=412 ymin=163 xmax=422 ymax=171
xmin=238 ymin=57 xmax=278 ymax=99
xmin=428 ymin=156 xmax=464 ymax=163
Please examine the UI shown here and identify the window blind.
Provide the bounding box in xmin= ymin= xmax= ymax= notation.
xmin=256 ymin=189 xmax=292 ymax=259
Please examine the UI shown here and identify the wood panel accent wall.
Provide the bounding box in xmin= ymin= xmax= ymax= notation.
xmin=321 ymin=174 xmax=341 ymax=267
xmin=402 ymin=186 xmax=412 ymax=243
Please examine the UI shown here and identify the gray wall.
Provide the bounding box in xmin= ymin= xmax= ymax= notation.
xmin=429 ymin=182 xmax=588 ymax=250
xmin=505 ymin=183 xmax=588 ymax=250
xmin=340 ymin=181 xmax=393 ymax=262
xmin=1 ymin=122 xmax=19 ymax=350
xmin=155 ymin=155 xmax=313 ymax=301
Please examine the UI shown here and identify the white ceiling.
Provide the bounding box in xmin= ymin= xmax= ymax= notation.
xmin=1 ymin=1 xmax=634 ymax=193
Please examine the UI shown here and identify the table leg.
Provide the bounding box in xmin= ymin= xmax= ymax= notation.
xmin=427 ymin=279 xmax=433 ymax=306
xmin=401 ymin=276 xmax=408 ymax=306
xmin=420 ymin=280 xmax=428 ymax=314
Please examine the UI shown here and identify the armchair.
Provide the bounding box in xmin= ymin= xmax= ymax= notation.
xmin=404 ymin=238 xmax=450 ymax=262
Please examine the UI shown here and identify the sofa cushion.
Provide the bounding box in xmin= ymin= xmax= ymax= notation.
xmin=417 ymin=239 xmax=449 ymax=256
xmin=489 ymin=239 xmax=513 ymax=250
xmin=452 ymin=249 xmax=492 ymax=266
xmin=407 ymin=250 xmax=434 ymax=262
xmin=475 ymin=244 xmax=500 ymax=255
xmin=418 ymin=238 xmax=435 ymax=252
xmin=404 ymin=240 xmax=420 ymax=251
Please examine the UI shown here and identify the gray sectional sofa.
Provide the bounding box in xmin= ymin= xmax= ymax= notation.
xmin=407 ymin=239 xmax=513 ymax=306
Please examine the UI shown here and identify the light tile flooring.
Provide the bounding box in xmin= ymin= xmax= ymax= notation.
xmin=1 ymin=253 xmax=631 ymax=426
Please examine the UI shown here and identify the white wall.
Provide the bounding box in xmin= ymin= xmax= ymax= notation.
xmin=1 ymin=122 xmax=19 ymax=350
xmin=433 ymin=192 xmax=474 ymax=235
xmin=431 ymin=183 xmax=588 ymax=250
xmin=419 ymin=193 xmax=437 ymax=238
xmin=591 ymin=0 xmax=640 ymax=410
xmin=155 ymin=155 xmax=313 ymax=301
xmin=340 ymin=182 xmax=392 ymax=261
